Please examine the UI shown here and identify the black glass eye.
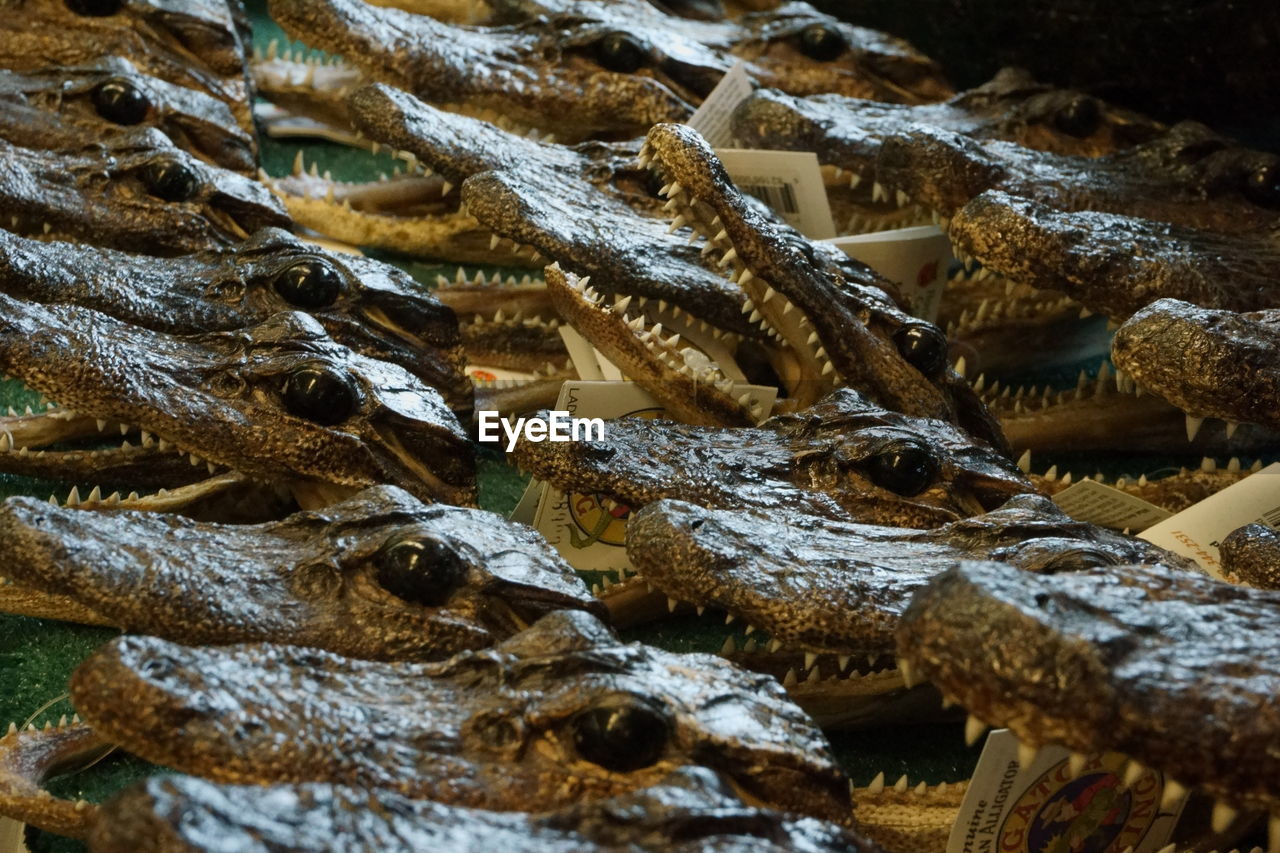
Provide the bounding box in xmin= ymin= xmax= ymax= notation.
xmin=274 ymin=260 xmax=342 ymax=308
xmin=893 ymin=324 xmax=947 ymax=376
xmin=141 ymin=159 xmax=200 ymax=202
xmin=282 ymin=366 xmax=357 ymax=425
xmin=798 ymin=24 xmax=846 ymax=62
xmin=865 ymin=440 xmax=936 ymax=496
xmin=92 ymin=79 xmax=149 ymax=125
xmin=375 ymin=535 xmax=465 ymax=607
xmin=1244 ymin=163 xmax=1280 ymax=208
xmin=571 ymin=701 xmax=669 ymax=772
xmin=65 ymin=0 xmax=122 ymax=15
xmin=1052 ymin=96 xmax=1101 ymax=138
xmin=594 ymin=32 xmax=647 ymax=73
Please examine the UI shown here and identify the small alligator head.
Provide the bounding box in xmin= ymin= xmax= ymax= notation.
xmin=71 ymin=610 xmax=855 ymax=823
xmin=511 ymin=388 xmax=1034 ymax=528
xmin=0 ymin=57 xmax=255 ymax=172
xmin=897 ymin=560 xmax=1280 ymax=834
xmin=2 ymin=128 xmax=289 ymax=254
xmin=0 ymin=296 xmax=475 ymax=513
xmin=0 ymin=228 xmax=471 ymax=416
xmin=0 ymin=485 xmax=600 ymax=658
xmin=1221 ymin=524 xmax=1280 ymax=590
xmin=91 ymin=768 xmax=874 ymax=852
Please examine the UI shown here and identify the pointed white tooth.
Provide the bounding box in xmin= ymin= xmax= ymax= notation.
xmin=1160 ymin=779 xmax=1186 ymax=811
xmin=1068 ymin=752 xmax=1088 ymax=776
xmin=894 ymin=774 xmax=909 ymax=793
xmin=1212 ymin=800 xmax=1238 ymax=833
xmin=804 ymin=652 xmax=817 ymax=671
xmin=611 ymin=296 xmax=632 ymax=314
xmin=1225 ymin=421 xmax=1241 ymax=439
xmin=720 ymin=636 xmax=736 ymax=654
xmin=1017 ymin=450 xmax=1032 ymax=473
xmin=1185 ymin=414 xmax=1205 ymax=442
xmin=964 ymin=715 xmax=987 ymax=746
xmin=1122 ymin=760 xmax=1145 ymax=788
xmin=867 ymin=771 xmax=885 ymax=794
xmin=667 ymin=597 xmax=679 ymax=613
xmin=65 ymin=486 xmax=80 ymax=507
xmin=119 ymin=423 xmax=130 ymax=435
xmin=86 ymin=486 xmax=102 ymax=504
xmin=95 ymin=419 xmax=107 ymax=432
xmin=782 ymin=668 xmax=798 ymax=687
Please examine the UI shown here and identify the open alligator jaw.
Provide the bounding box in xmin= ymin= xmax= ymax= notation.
xmin=897 ymin=560 xmax=1280 ymax=846
xmin=0 ymin=295 xmax=475 ymax=515
xmin=70 ymin=611 xmax=854 ymax=825
xmin=0 ymin=486 xmax=601 ymax=658
xmin=0 ymin=719 xmax=108 ymax=840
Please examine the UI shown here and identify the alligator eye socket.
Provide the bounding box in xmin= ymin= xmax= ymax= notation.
xmin=798 ymin=24 xmax=846 ymax=61
xmin=865 ymin=440 xmax=936 ymax=496
xmin=594 ymin=32 xmax=647 ymax=73
xmin=92 ymin=79 xmax=149 ymax=125
xmin=375 ymin=535 xmax=465 ymax=607
xmin=1038 ymin=546 xmax=1118 ymax=573
xmin=1052 ymin=96 xmax=1101 ymax=138
xmin=1243 ymin=164 xmax=1280 ymax=208
xmin=65 ymin=0 xmax=122 ymax=15
xmin=893 ymin=324 xmax=947 ymax=375
xmin=274 ymin=260 xmax=342 ymax=308
xmin=571 ymin=701 xmax=669 ymax=772
xmin=282 ymin=367 xmax=357 ymax=425
xmin=141 ymin=159 xmax=200 ymax=202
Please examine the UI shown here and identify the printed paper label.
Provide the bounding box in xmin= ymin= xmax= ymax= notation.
xmin=507 ymin=476 xmax=543 ymax=526
xmin=686 ymin=61 xmax=754 ymax=149
xmin=949 ymin=730 xmax=1187 ymax=853
xmin=1139 ymin=462 xmax=1280 ymax=579
xmin=1051 ymin=480 xmax=1172 ymax=532
xmin=715 ymin=148 xmax=837 ymax=240
xmin=825 ymin=225 xmax=952 ymax=322
xmin=0 ymin=818 xmax=27 ymax=853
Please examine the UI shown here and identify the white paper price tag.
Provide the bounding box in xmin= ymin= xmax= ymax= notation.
xmin=686 ymin=61 xmax=754 ymax=149
xmin=948 ymin=730 xmax=1187 ymax=853
xmin=715 ymin=148 xmax=836 ymax=239
xmin=1139 ymin=462 xmax=1280 ymax=579
xmin=825 ymin=225 xmax=952 ymax=322
xmin=1051 ymin=480 xmax=1172 ymax=532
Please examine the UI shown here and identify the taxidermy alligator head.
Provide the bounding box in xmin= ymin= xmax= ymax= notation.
xmin=0 ymin=296 xmax=475 ymax=514
xmin=70 ymin=610 xmax=855 ymax=824
xmin=0 ymin=486 xmax=600 ymax=658
xmin=897 ymin=560 xmax=1280 ymax=845
xmin=0 ymin=228 xmax=471 ymax=416
xmin=510 ymin=388 xmax=1033 ymax=529
xmin=0 ymin=0 xmax=255 ymax=132
xmin=0 ymin=58 xmax=255 ymax=173
xmin=90 ymin=767 xmax=873 ymax=852
xmin=262 ymin=0 xmax=948 ymax=143
xmin=1 ymin=128 xmax=289 ymax=255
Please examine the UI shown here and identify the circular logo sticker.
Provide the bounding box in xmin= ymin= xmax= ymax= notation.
xmin=565 ymin=405 xmax=663 ymax=550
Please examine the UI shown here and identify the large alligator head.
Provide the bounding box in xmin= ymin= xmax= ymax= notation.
xmin=2 ymin=128 xmax=289 ymax=254
xmin=0 ymin=228 xmax=470 ymax=415
xmin=0 ymin=0 xmax=254 ymax=131
xmin=511 ymin=388 xmax=1033 ymax=528
xmin=0 ymin=486 xmax=600 ymax=657
xmin=0 ymin=296 xmax=475 ymax=513
xmin=90 ymin=768 xmax=873 ymax=852
xmin=70 ymin=610 xmax=855 ymax=823
xmin=0 ymin=58 xmax=255 ymax=172
xmin=897 ymin=560 xmax=1280 ymax=838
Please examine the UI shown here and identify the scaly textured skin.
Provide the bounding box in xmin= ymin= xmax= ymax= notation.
xmin=0 ymin=0 xmax=255 ymax=132
xmin=1221 ymin=524 xmax=1280 ymax=590
xmin=625 ymin=495 xmax=1189 ymax=660
xmin=0 ymin=59 xmax=255 ymax=173
xmin=90 ymin=767 xmax=877 ymax=852
xmin=0 ymin=720 xmax=107 ymax=840
xmin=0 ymin=129 xmax=288 ymax=255
xmin=0 ymin=296 xmax=475 ymax=512
xmin=897 ymin=560 xmax=1280 ymax=822
xmin=1111 ymin=299 xmax=1280 ymax=431
xmin=511 ymin=388 xmax=1034 ymax=529
xmin=71 ymin=611 xmax=855 ymax=824
xmin=851 ymin=775 xmax=968 ymax=853
xmin=0 ymin=228 xmax=470 ymax=416
xmin=0 ymin=486 xmax=601 ymax=657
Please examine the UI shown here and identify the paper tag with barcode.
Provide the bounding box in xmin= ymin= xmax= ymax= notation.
xmin=715 ymin=148 xmax=836 ymax=239
xmin=824 ymin=225 xmax=952 ymax=322
xmin=948 ymin=730 xmax=1186 ymax=853
xmin=1139 ymin=462 xmax=1280 ymax=579
xmin=686 ymin=61 xmax=754 ymax=149
xmin=1051 ymin=480 xmax=1172 ymax=532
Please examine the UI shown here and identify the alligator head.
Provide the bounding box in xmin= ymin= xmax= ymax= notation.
xmin=1 ymin=128 xmax=289 ymax=254
xmin=1221 ymin=524 xmax=1280 ymax=590
xmin=0 ymin=57 xmax=255 ymax=172
xmin=90 ymin=767 xmax=874 ymax=852
xmin=897 ymin=560 xmax=1280 ymax=838
xmin=70 ymin=610 xmax=854 ymax=823
xmin=0 ymin=296 xmax=475 ymax=513
xmin=511 ymin=388 xmax=1033 ymax=528
xmin=0 ymin=485 xmax=600 ymax=657
xmin=0 ymin=0 xmax=254 ymax=131
xmin=0 ymin=228 xmax=470 ymax=415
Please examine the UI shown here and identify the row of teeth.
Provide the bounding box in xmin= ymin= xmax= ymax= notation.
xmin=1032 ymin=455 xmax=1261 ymax=486
xmin=945 ymin=293 xmax=1079 ymax=335
xmin=563 ymin=271 xmax=743 ymax=345
xmin=487 ymin=233 xmax=547 ymax=263
xmin=436 ymin=267 xmax=543 ymax=289
xmin=469 ymin=361 xmax=568 ymax=386
xmin=9 ymin=216 xmax=57 ymax=236
xmin=858 ymin=771 xmax=968 ymax=797
xmin=252 ymin=40 xmax=348 ymax=67
xmin=469 ymin=309 xmax=560 ymax=330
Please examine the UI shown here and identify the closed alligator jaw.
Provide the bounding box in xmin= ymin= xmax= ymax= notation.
xmin=0 ymin=485 xmax=601 ymax=658
xmin=70 ymin=611 xmax=855 ymax=824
